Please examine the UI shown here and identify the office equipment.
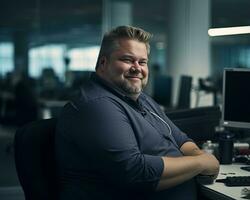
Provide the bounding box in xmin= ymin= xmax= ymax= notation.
xmin=241 ymin=188 xmax=250 ymax=198
xmin=222 ymin=68 xmax=250 ymax=130
xmin=241 ymin=166 xmax=250 ymax=172
xmin=203 ymin=142 xmax=249 ymax=152
xmin=216 ymin=176 xmax=250 ymax=186
xmin=200 ymin=164 xmax=250 ymax=200
xmin=166 ymin=106 xmax=221 ymax=142
xmin=14 ymin=118 xmax=57 ymax=200
xmin=219 ymin=133 xmax=234 ymax=164
xmin=235 ymin=155 xmax=250 ymax=164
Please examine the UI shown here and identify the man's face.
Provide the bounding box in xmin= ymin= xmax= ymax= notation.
xmin=98 ymin=39 xmax=149 ymax=100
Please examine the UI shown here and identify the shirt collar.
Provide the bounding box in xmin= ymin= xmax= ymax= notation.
xmin=90 ymin=72 xmax=146 ymax=110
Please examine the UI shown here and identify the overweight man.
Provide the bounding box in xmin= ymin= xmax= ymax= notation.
xmin=55 ymin=25 xmax=219 ymax=200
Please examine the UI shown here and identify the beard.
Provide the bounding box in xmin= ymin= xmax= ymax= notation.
xmin=118 ymin=78 xmax=147 ymax=95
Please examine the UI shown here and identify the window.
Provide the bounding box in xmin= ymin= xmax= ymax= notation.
xmin=29 ymin=44 xmax=66 ymax=80
xmin=29 ymin=45 xmax=100 ymax=80
xmin=0 ymin=42 xmax=14 ymax=76
xmin=68 ymin=46 xmax=99 ymax=71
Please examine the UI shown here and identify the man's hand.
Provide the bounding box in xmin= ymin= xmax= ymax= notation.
xmin=180 ymin=141 xmax=220 ymax=178
xmin=198 ymin=153 xmax=220 ymax=179
xmin=156 ymin=141 xmax=220 ymax=191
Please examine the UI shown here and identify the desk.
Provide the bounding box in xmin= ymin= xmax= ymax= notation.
xmin=201 ymin=164 xmax=250 ymax=200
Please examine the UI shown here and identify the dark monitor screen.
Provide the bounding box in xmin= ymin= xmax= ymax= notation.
xmin=222 ymin=68 xmax=250 ymax=129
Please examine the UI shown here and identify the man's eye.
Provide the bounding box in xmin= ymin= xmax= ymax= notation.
xmin=139 ymin=61 xmax=147 ymax=66
xmin=121 ymin=58 xmax=132 ymax=63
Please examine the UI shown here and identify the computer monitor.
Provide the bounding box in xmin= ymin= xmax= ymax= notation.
xmin=222 ymin=68 xmax=250 ymax=129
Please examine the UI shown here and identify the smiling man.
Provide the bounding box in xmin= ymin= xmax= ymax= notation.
xmin=97 ymin=39 xmax=148 ymax=99
xmin=95 ymin=28 xmax=149 ymax=100
xmin=55 ymin=26 xmax=219 ymax=200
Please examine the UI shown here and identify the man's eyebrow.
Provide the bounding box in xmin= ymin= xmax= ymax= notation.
xmin=120 ymin=54 xmax=134 ymax=58
xmin=121 ymin=54 xmax=148 ymax=60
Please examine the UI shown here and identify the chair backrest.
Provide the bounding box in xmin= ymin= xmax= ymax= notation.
xmin=14 ymin=118 xmax=57 ymax=200
xmin=153 ymin=74 xmax=173 ymax=108
xmin=166 ymin=106 xmax=221 ymax=142
xmin=177 ymin=75 xmax=192 ymax=109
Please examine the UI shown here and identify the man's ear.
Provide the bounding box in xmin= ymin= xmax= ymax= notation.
xmin=99 ymin=56 xmax=107 ymax=71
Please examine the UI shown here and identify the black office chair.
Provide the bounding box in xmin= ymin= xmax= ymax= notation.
xmin=177 ymin=75 xmax=192 ymax=109
xmin=153 ymin=74 xmax=173 ymax=108
xmin=14 ymin=118 xmax=57 ymax=200
xmin=166 ymin=106 xmax=221 ymax=142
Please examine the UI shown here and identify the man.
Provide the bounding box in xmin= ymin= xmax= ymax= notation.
xmin=55 ymin=25 xmax=219 ymax=200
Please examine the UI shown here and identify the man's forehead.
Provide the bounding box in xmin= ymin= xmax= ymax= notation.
xmin=111 ymin=50 xmax=148 ymax=60
xmin=113 ymin=40 xmax=148 ymax=56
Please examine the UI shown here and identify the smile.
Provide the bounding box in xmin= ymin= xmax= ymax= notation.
xmin=125 ymin=76 xmax=143 ymax=80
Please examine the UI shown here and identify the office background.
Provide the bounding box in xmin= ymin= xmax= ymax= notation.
xmin=0 ymin=0 xmax=250 ymax=199
xmin=0 ymin=0 xmax=250 ymax=107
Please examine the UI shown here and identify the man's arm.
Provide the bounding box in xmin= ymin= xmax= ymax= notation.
xmin=180 ymin=141 xmax=204 ymax=156
xmin=180 ymin=141 xmax=219 ymax=176
xmin=156 ymin=141 xmax=219 ymax=191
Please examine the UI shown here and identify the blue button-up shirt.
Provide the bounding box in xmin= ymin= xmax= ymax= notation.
xmin=55 ymin=73 xmax=196 ymax=200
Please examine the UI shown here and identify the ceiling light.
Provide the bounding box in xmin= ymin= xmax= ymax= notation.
xmin=208 ymin=26 xmax=250 ymax=37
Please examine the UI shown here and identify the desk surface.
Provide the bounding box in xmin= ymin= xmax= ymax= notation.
xmin=201 ymin=164 xmax=250 ymax=200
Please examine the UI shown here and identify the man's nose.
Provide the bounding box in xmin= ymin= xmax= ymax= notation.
xmin=130 ymin=64 xmax=141 ymax=73
xmin=131 ymin=61 xmax=141 ymax=70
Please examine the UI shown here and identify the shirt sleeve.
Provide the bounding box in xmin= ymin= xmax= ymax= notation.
xmin=69 ymin=97 xmax=164 ymax=191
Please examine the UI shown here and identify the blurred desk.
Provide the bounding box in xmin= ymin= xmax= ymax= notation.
xmin=200 ymin=164 xmax=250 ymax=200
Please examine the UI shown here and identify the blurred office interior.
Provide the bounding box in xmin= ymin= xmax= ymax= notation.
xmin=0 ymin=0 xmax=250 ymax=199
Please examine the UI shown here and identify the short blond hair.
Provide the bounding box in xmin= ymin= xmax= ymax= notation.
xmin=95 ymin=25 xmax=152 ymax=69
